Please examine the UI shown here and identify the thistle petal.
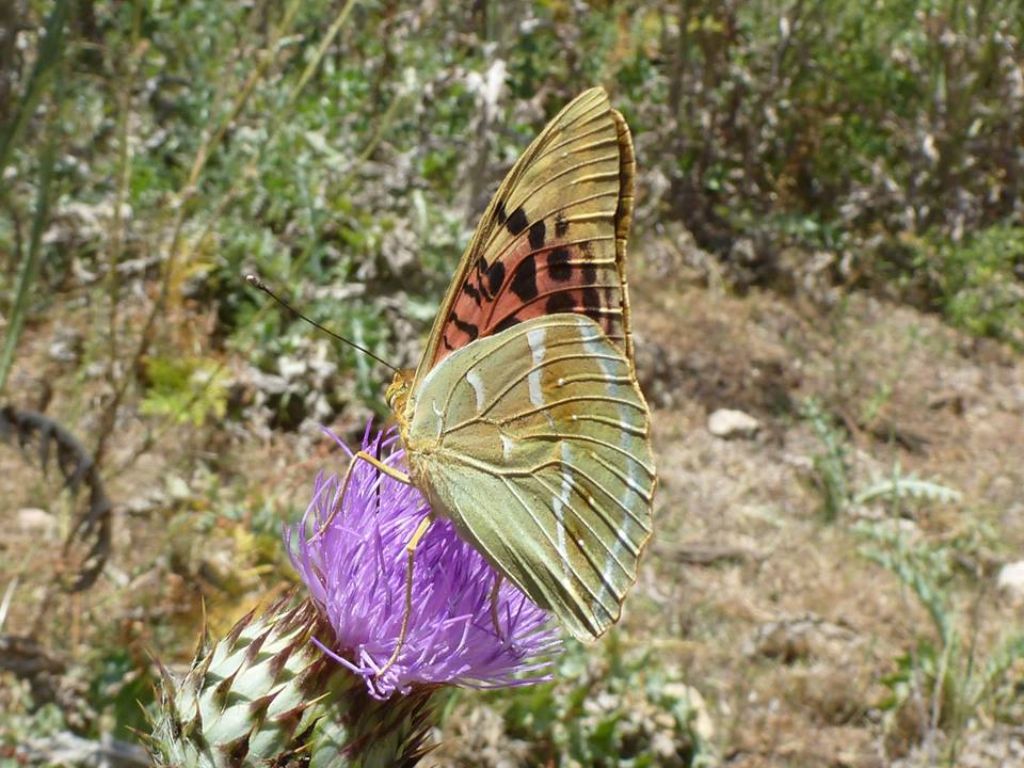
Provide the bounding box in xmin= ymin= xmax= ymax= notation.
xmin=286 ymin=425 xmax=561 ymax=699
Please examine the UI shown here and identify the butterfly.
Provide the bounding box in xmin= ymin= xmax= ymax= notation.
xmin=348 ymin=87 xmax=655 ymax=655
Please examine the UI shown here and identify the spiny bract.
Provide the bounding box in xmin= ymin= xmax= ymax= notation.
xmin=148 ymin=595 xmax=432 ymax=767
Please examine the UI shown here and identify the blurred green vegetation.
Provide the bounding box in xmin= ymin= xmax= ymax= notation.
xmin=2 ymin=2 xmax=1021 ymax=418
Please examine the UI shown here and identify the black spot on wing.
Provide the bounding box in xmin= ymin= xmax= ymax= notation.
xmin=528 ymin=220 xmax=546 ymax=250
xmin=554 ymin=213 xmax=569 ymax=237
xmin=579 ymin=241 xmax=598 ymax=283
xmin=462 ymin=280 xmax=482 ymax=305
xmin=451 ymin=313 xmax=479 ymax=341
xmin=486 ymin=261 xmax=506 ymax=298
xmin=492 ymin=315 xmax=521 ymax=333
xmin=547 ymin=247 xmax=572 ymax=281
xmin=496 ymin=200 xmax=508 ymax=226
xmin=582 ymin=287 xmax=602 ymax=321
xmin=546 ymin=292 xmax=575 ymax=313
xmin=443 ymin=335 xmax=454 ymax=350
xmin=510 ymin=254 xmax=538 ymax=301
xmin=506 ymin=206 xmax=528 ymax=236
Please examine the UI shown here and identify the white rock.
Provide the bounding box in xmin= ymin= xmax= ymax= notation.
xmin=17 ymin=508 xmax=56 ymax=535
xmin=708 ymin=408 xmax=761 ymax=439
xmin=997 ymin=561 xmax=1024 ymax=598
xmin=663 ymin=682 xmax=715 ymax=742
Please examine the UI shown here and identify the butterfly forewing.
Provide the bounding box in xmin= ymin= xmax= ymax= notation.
xmin=417 ymin=88 xmax=636 ymax=377
xmin=403 ymin=314 xmax=654 ymax=640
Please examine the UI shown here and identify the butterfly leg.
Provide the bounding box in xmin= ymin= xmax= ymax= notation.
xmin=350 ymin=449 xmax=412 ymax=484
xmin=377 ymin=514 xmax=434 ymax=676
xmin=489 ymin=572 xmax=504 ymax=640
xmin=312 ymin=450 xmax=412 ymax=538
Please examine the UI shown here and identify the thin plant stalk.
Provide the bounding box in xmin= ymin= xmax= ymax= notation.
xmin=104 ymin=0 xmax=370 ymax=478
xmin=0 ymin=0 xmax=67 ymax=177
xmin=288 ymin=0 xmax=360 ymax=105
xmin=0 ymin=0 xmax=68 ymax=394
xmin=92 ymin=0 xmax=304 ymax=466
xmin=0 ymin=105 xmax=59 ymax=394
xmin=104 ymin=3 xmax=143 ymax=379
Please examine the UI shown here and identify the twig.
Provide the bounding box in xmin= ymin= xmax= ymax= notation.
xmin=657 ymin=542 xmax=767 ymax=565
xmin=0 ymin=406 xmax=113 ymax=592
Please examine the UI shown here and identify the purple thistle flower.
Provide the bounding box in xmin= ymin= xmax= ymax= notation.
xmin=286 ymin=424 xmax=561 ymax=699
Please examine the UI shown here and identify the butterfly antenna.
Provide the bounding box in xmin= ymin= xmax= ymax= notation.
xmin=245 ymin=274 xmax=400 ymax=373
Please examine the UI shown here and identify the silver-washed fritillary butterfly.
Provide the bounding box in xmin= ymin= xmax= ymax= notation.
xmin=346 ymin=87 xmax=655 ymax=653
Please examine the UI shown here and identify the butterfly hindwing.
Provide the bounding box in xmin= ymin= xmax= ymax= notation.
xmin=405 ymin=314 xmax=654 ymax=640
xmin=417 ymin=88 xmax=636 ymax=380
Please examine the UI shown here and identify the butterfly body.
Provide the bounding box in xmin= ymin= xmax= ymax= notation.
xmin=386 ymin=88 xmax=654 ymax=641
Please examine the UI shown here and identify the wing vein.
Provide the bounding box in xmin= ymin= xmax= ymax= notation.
xmin=525 ymin=432 xmax=657 ymax=478
xmin=495 ymin=394 xmax=648 ymax=426
xmin=534 ymin=468 xmax=644 ymax=563
xmin=450 ymin=345 xmax=625 ymax=427
xmin=497 ymin=475 xmax=613 ymax=624
xmin=528 ymin=458 xmax=651 ymax=533
xmin=529 ymin=472 xmax=634 ymax=587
